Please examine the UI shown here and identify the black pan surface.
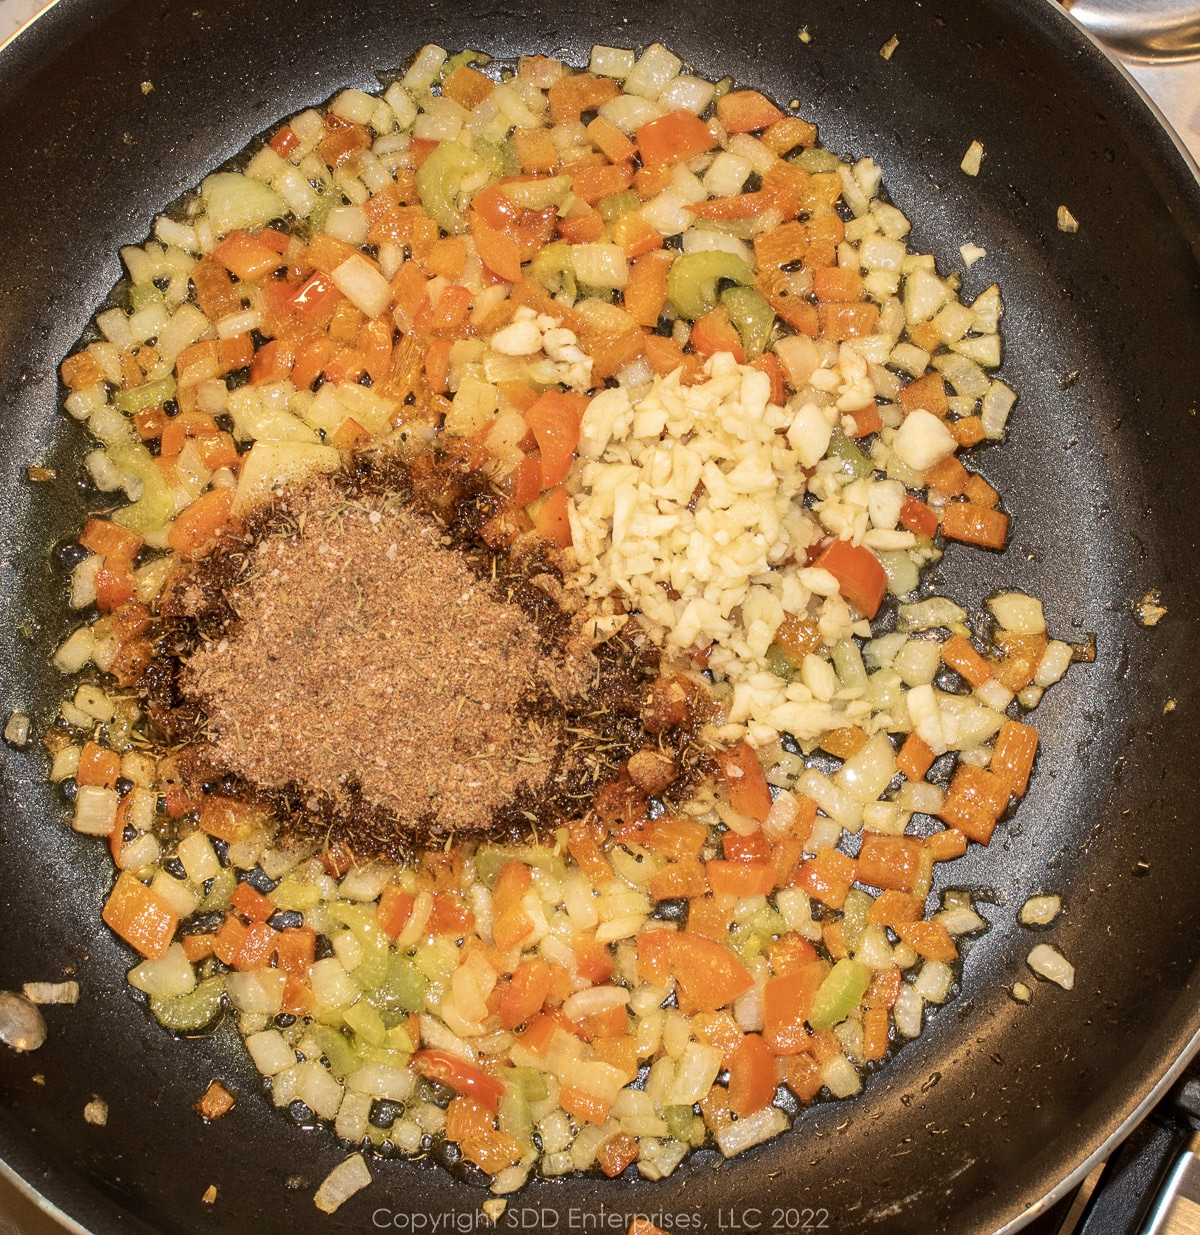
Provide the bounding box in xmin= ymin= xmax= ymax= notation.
xmin=1 ymin=1 xmax=1199 ymax=1232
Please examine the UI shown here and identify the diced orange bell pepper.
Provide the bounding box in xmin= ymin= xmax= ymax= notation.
xmin=76 ymin=741 xmax=121 ymax=789
xmin=376 ymin=886 xmax=415 ymax=938
xmin=941 ymin=502 xmax=1010 ymax=550
xmin=705 ymin=861 xmax=777 ymax=898
xmin=855 ymin=835 xmax=924 ymax=893
xmin=230 ymin=881 xmax=275 ymax=922
xmin=715 ymin=740 xmax=773 ymax=822
xmin=991 ymin=720 xmax=1039 ymax=797
xmin=102 ymin=872 xmax=179 ymax=960
xmin=763 ymin=961 xmax=828 ymax=1053
xmin=636 ymin=928 xmax=675 ymax=986
xmin=894 ymin=920 xmax=958 ymax=963
xmin=212 ymin=229 xmax=281 ymax=282
xmin=671 ymin=933 xmax=754 ymax=1013
xmin=532 ymin=485 xmax=572 ymax=547
xmin=525 ymin=389 xmax=584 ymax=489
xmin=491 ymin=862 xmax=534 ymax=951
xmin=726 ymin=1033 xmax=779 ymax=1117
xmin=899 ymin=495 xmax=940 ymax=538
xmin=635 ymin=111 xmax=718 ymax=166
xmin=167 ymin=488 xmax=234 ymax=560
xmin=498 ymin=958 xmax=552 ymax=1030
xmin=690 ymin=306 xmax=745 ymax=362
xmin=716 ymin=90 xmax=785 ymax=134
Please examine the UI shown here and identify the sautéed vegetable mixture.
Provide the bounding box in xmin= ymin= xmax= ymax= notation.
xmin=43 ymin=41 xmax=1082 ymax=1205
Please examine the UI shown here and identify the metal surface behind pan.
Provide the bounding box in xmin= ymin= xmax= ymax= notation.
xmin=1 ymin=0 xmax=1199 ymax=1231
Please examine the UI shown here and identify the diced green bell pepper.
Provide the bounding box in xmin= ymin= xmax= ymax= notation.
xmin=766 ymin=644 xmax=798 ymax=681
xmin=667 ymin=251 xmax=755 ymax=321
xmin=129 ymin=283 xmax=165 ymax=313
xmin=415 ymin=141 xmax=485 ymax=235
xmin=840 ymin=890 xmax=872 ymax=952
xmin=808 ymin=958 xmax=871 ymax=1031
xmin=198 ymin=867 xmax=237 ymax=914
xmin=344 ymin=997 xmax=387 ymax=1047
xmin=270 ymin=878 xmax=322 ymax=911
xmin=329 ymin=901 xmax=390 ymax=991
xmin=498 ymin=1083 xmax=533 ymax=1149
xmin=473 ymin=844 xmax=561 ymax=890
xmin=372 ymin=953 xmax=428 ymax=1019
xmin=310 ymin=1022 xmax=361 ymax=1080
xmin=720 ymin=286 xmax=775 ymax=360
xmin=826 ymin=428 xmax=874 ymax=479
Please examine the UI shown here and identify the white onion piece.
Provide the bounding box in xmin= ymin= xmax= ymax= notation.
xmin=313 ymin=1153 xmax=372 ymax=1215
xmin=1020 ymin=895 xmax=1062 ymax=926
xmin=1027 ymin=944 xmax=1074 ymax=989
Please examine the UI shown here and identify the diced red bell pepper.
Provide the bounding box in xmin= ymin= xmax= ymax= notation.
xmin=413 ymin=1049 xmax=505 ymax=1111
xmin=814 ymin=538 xmax=888 ymax=619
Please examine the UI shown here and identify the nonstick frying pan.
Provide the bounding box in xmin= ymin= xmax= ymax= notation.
xmin=1 ymin=1 xmax=1199 ymax=1232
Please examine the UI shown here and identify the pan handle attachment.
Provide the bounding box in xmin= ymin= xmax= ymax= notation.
xmin=1138 ymin=1130 xmax=1200 ymax=1233
xmin=1062 ymin=0 xmax=1200 ymax=61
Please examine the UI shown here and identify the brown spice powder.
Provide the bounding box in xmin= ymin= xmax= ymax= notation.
xmin=181 ymin=483 xmax=559 ymax=836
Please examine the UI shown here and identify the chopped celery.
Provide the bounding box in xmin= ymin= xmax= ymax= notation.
xmin=201 ymin=172 xmax=287 ymax=237
xmin=665 ymin=1105 xmax=694 ymax=1141
xmin=793 ymin=146 xmax=841 ymax=174
xmin=414 ymin=941 xmax=457 ymax=984
xmin=473 ymin=139 xmax=506 ymax=178
xmin=440 ymin=49 xmax=491 ymax=79
xmin=307 ymin=190 xmax=335 ymax=233
xmin=329 ymin=901 xmax=389 ymax=990
xmin=667 ymin=251 xmax=754 ymax=320
xmin=720 ymin=286 xmax=775 ymax=360
xmin=415 ymin=141 xmax=484 ymax=235
xmin=840 ymin=890 xmax=872 ymax=952
xmin=129 ymin=283 xmax=165 ymax=313
xmin=808 ymin=958 xmax=871 ymax=1031
xmin=766 ymin=644 xmax=798 ymax=681
xmin=827 ymin=429 xmax=874 ymax=479
xmin=344 ymin=997 xmax=387 ymax=1047
xmin=384 ymin=1022 xmax=415 ymax=1052
xmin=372 ymin=953 xmax=428 ymax=1018
xmin=529 ymin=243 xmax=576 ymax=296
xmin=498 ymin=1083 xmax=533 ymax=1149
xmin=150 ymin=975 xmax=225 ymax=1032
xmin=355 ymin=1044 xmax=412 ymax=1069
xmin=501 ymin=175 xmax=571 ymax=211
xmin=830 ymin=640 xmax=868 ymax=690
xmin=310 ymin=1023 xmax=361 ymax=1080
xmin=198 ymin=867 xmax=237 ymax=913
xmin=597 ymin=190 xmax=640 ymax=223
xmin=503 ymin=1066 xmax=548 ymax=1103
xmin=879 ymin=549 xmax=920 ymax=597
xmin=115 ymin=377 xmax=176 ymax=415
xmin=473 ymin=845 xmax=560 ymax=889
xmin=108 ymin=438 xmax=176 ymax=537
xmin=270 ymin=878 xmax=322 ymax=911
